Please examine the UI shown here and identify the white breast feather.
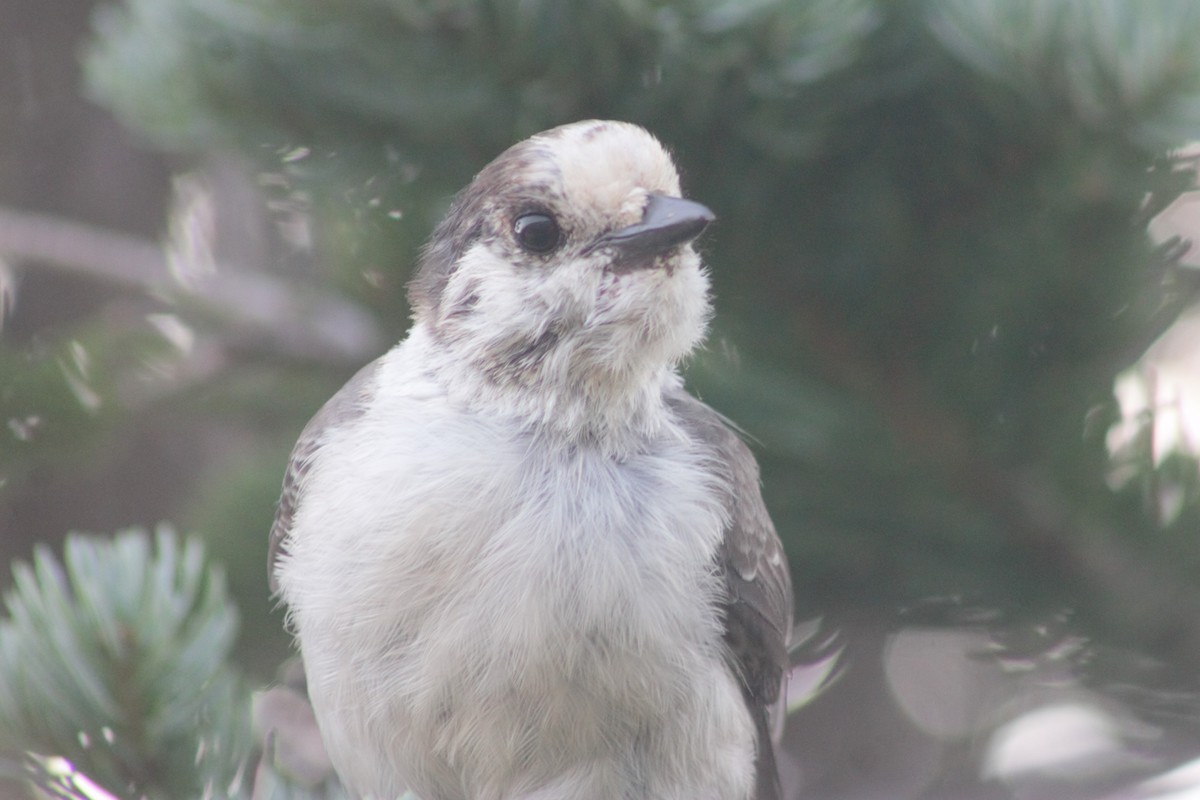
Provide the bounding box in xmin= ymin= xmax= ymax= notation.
xmin=277 ymin=338 xmax=756 ymax=800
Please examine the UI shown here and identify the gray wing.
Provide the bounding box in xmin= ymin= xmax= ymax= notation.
xmin=268 ymin=360 xmax=381 ymax=594
xmin=666 ymin=389 xmax=793 ymax=800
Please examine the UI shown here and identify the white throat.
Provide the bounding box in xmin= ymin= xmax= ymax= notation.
xmin=411 ymin=320 xmax=683 ymax=453
xmin=415 ymin=238 xmax=713 ymax=453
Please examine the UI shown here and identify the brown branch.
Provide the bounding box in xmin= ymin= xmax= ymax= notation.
xmin=0 ymin=205 xmax=384 ymax=364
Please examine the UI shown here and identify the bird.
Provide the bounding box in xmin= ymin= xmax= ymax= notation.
xmin=269 ymin=119 xmax=793 ymax=800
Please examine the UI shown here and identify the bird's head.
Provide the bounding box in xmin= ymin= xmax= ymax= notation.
xmin=408 ymin=120 xmax=715 ymax=440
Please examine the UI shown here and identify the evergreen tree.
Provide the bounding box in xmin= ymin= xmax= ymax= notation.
xmin=0 ymin=529 xmax=249 ymax=798
xmin=5 ymin=1 xmax=1200 ymax=797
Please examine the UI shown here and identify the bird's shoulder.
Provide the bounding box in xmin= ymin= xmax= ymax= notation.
xmin=267 ymin=358 xmax=383 ymax=593
xmin=664 ymin=387 xmax=793 ymax=800
xmin=664 ymin=388 xmax=793 ymax=656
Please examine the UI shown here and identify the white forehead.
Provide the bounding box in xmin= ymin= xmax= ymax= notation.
xmin=531 ymin=120 xmax=682 ymax=213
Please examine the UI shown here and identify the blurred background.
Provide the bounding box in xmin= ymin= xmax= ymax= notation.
xmin=3 ymin=1 xmax=1200 ymax=798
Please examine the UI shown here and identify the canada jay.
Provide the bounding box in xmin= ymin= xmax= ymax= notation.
xmin=270 ymin=120 xmax=793 ymax=800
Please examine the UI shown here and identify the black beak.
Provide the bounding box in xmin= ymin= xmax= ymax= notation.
xmin=585 ymin=194 xmax=715 ymax=259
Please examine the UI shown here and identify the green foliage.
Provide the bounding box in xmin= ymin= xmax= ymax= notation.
xmin=929 ymin=0 xmax=1200 ymax=146
xmin=80 ymin=0 xmax=1200 ymax=657
xmin=84 ymin=1 xmax=1200 ymax=168
xmin=3 ymin=3 xmax=1183 ymax=794
xmin=0 ymin=316 xmax=183 ymax=485
xmin=0 ymin=528 xmax=251 ymax=800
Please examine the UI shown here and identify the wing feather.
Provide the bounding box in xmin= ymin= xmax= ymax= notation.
xmin=268 ymin=360 xmax=381 ymax=594
xmin=667 ymin=389 xmax=793 ymax=800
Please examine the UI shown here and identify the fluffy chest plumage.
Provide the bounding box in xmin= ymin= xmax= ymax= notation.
xmin=280 ymin=374 xmax=746 ymax=799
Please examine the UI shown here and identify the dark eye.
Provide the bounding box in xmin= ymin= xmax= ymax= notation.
xmin=513 ymin=212 xmax=562 ymax=254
